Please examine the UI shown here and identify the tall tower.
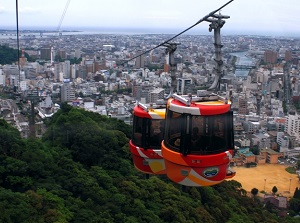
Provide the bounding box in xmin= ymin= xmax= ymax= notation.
xmin=61 ymin=81 xmax=75 ymax=102
xmin=238 ymin=95 xmax=248 ymax=115
xmin=177 ymin=78 xmax=193 ymax=95
xmin=205 ymin=13 xmax=229 ymax=91
xmin=135 ymin=51 xmax=145 ymax=68
xmin=40 ymin=46 xmax=52 ymax=61
xmin=19 ymin=48 xmax=27 ymax=69
xmin=285 ymin=111 xmax=300 ymax=139
xmin=264 ymin=50 xmax=278 ymax=64
xmin=256 ymin=92 xmax=262 ymax=116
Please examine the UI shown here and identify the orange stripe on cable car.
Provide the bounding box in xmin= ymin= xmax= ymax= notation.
xmin=133 ymin=106 xmax=165 ymax=119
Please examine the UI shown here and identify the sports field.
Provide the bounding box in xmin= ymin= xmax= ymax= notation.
xmin=229 ymin=164 xmax=300 ymax=197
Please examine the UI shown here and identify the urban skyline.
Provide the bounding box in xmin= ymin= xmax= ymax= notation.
xmin=1 ymin=0 xmax=300 ymax=37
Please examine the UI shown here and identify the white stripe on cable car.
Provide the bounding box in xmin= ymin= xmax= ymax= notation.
xmin=178 ymin=169 xmax=222 ymax=186
xmin=136 ymin=147 xmax=149 ymax=158
xmin=169 ymin=102 xmax=201 ymax=115
xmin=153 ymin=149 xmax=163 ymax=157
xmin=225 ymin=151 xmax=232 ymax=159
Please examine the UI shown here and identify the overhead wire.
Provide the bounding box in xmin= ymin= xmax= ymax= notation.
xmin=57 ymin=0 xmax=71 ymax=33
xmin=120 ymin=0 xmax=234 ymax=66
xmin=15 ymin=0 xmax=71 ymax=92
xmin=16 ymin=0 xmax=21 ymax=89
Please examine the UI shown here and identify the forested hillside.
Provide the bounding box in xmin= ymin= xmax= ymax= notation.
xmin=0 ymin=45 xmax=33 ymax=65
xmin=0 ymin=103 xmax=299 ymax=222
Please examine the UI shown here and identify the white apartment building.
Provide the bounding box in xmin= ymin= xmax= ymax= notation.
xmin=0 ymin=69 xmax=5 ymax=86
xmin=285 ymin=113 xmax=300 ymax=139
xmin=20 ymin=81 xmax=27 ymax=91
xmin=280 ymin=147 xmax=300 ymax=158
xmin=61 ymin=82 xmax=75 ymax=103
xmin=237 ymin=137 xmax=251 ymax=147
xmin=38 ymin=95 xmax=53 ymax=109
xmin=277 ymin=132 xmax=289 ymax=148
xmin=149 ymin=88 xmax=165 ymax=103
xmin=177 ymin=78 xmax=192 ymax=95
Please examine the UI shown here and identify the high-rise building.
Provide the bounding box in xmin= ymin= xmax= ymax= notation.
xmin=177 ymin=78 xmax=192 ymax=95
xmin=63 ymin=60 xmax=71 ymax=79
xmin=85 ymin=60 xmax=93 ymax=73
xmin=54 ymin=61 xmax=71 ymax=80
xmin=264 ymin=50 xmax=278 ymax=64
xmin=20 ymin=80 xmax=27 ymax=91
xmin=71 ymin=64 xmax=77 ymax=79
xmin=77 ymin=65 xmax=87 ymax=79
xmin=149 ymin=88 xmax=165 ymax=103
xmin=140 ymin=89 xmax=150 ymax=103
xmin=58 ymin=49 xmax=67 ymax=59
xmin=238 ymin=95 xmax=248 ymax=115
xmin=164 ymin=63 xmax=170 ymax=73
xmin=40 ymin=46 xmax=52 ymax=61
xmin=132 ymin=84 xmax=142 ymax=98
xmin=135 ymin=52 xmax=145 ymax=68
xmin=74 ymin=49 xmax=82 ymax=59
xmin=0 ymin=69 xmax=5 ymax=86
xmin=19 ymin=48 xmax=27 ymax=69
xmin=285 ymin=112 xmax=300 ymax=138
xmin=285 ymin=50 xmax=292 ymax=62
xmin=61 ymin=81 xmax=75 ymax=102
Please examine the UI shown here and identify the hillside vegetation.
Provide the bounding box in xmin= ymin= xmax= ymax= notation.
xmin=0 ymin=45 xmax=33 ymax=65
xmin=0 ymin=103 xmax=299 ymax=222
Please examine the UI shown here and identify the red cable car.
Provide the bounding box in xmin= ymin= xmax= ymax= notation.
xmin=129 ymin=102 xmax=166 ymax=175
xmin=161 ymin=91 xmax=235 ymax=187
xmin=129 ymin=3 xmax=236 ymax=185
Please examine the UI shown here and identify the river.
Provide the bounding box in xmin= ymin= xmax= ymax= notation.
xmin=230 ymin=51 xmax=256 ymax=78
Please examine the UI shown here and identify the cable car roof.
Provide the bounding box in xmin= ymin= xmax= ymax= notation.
xmin=133 ymin=102 xmax=166 ymax=119
xmin=168 ymin=92 xmax=231 ymax=115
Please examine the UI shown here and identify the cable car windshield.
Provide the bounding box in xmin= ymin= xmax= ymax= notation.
xmin=132 ymin=116 xmax=164 ymax=150
xmin=164 ymin=110 xmax=234 ymax=155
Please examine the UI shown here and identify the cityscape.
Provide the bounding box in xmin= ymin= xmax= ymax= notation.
xmin=1 ymin=0 xmax=300 ymax=220
xmin=0 ymin=0 xmax=300 ymax=220
xmin=1 ymin=29 xmax=300 ymax=159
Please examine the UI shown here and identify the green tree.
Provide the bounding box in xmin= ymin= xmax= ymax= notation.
xmin=0 ymin=107 xmax=288 ymax=223
xmin=250 ymin=147 xmax=259 ymax=155
xmin=0 ymin=45 xmax=34 ymax=65
xmin=289 ymin=198 xmax=300 ymax=214
xmin=251 ymin=188 xmax=259 ymax=197
xmin=272 ymin=186 xmax=278 ymax=195
xmin=294 ymin=187 xmax=300 ymax=199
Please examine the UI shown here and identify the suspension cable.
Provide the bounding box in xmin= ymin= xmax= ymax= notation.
xmin=120 ymin=0 xmax=234 ymax=66
xmin=57 ymin=0 xmax=71 ymax=33
xmin=16 ymin=0 xmax=21 ymax=91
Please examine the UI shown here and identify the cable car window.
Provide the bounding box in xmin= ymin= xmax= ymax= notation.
xmin=132 ymin=115 xmax=165 ymax=150
xmin=190 ymin=112 xmax=233 ymax=154
xmin=190 ymin=116 xmax=205 ymax=153
xmin=148 ymin=119 xmax=165 ymax=149
xmin=132 ymin=116 xmax=143 ymax=147
xmin=165 ymin=110 xmax=233 ymax=155
xmin=165 ymin=110 xmax=182 ymax=152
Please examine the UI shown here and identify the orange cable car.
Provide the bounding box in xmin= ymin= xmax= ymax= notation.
xmin=129 ymin=102 xmax=166 ymax=175
xmin=129 ymin=3 xmax=235 ymax=185
xmin=161 ymin=91 xmax=235 ymax=187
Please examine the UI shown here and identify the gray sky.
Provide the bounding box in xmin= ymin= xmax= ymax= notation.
xmin=1 ymin=0 xmax=300 ymax=36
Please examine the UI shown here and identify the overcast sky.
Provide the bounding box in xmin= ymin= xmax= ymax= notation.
xmin=1 ymin=0 xmax=300 ymax=36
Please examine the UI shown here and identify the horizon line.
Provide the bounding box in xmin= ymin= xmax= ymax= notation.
xmin=1 ymin=26 xmax=300 ymax=38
